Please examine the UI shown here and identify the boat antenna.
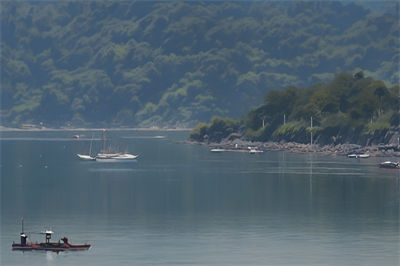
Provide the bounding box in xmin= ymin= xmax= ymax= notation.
xmin=21 ymin=217 xmax=24 ymax=233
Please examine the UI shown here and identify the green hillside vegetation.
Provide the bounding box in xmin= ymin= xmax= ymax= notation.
xmin=190 ymin=72 xmax=399 ymax=145
xmin=1 ymin=1 xmax=399 ymax=127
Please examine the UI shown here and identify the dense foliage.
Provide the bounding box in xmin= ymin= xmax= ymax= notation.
xmin=190 ymin=116 xmax=242 ymax=142
xmin=1 ymin=1 xmax=399 ymax=127
xmin=190 ymin=72 xmax=399 ymax=145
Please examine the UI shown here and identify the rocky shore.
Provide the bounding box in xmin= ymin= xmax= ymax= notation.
xmin=188 ymin=139 xmax=400 ymax=157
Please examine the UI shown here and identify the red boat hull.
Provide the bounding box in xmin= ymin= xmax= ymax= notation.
xmin=12 ymin=243 xmax=91 ymax=252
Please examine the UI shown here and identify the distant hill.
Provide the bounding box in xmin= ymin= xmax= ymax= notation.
xmin=1 ymin=1 xmax=398 ymax=128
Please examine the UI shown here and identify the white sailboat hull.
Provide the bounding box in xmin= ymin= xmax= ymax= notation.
xmin=77 ymin=154 xmax=96 ymax=161
xmin=96 ymin=153 xmax=139 ymax=161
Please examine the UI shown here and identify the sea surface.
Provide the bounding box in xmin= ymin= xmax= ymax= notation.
xmin=1 ymin=129 xmax=399 ymax=266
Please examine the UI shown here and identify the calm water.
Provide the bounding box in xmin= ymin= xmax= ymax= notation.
xmin=1 ymin=130 xmax=399 ymax=265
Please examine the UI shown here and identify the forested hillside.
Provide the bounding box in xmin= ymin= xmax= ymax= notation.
xmin=190 ymin=72 xmax=399 ymax=145
xmin=1 ymin=1 xmax=399 ymax=128
xmin=246 ymin=71 xmax=399 ymax=144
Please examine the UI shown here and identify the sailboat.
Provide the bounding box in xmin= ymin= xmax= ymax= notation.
xmin=77 ymin=135 xmax=96 ymax=161
xmin=95 ymin=130 xmax=139 ymax=161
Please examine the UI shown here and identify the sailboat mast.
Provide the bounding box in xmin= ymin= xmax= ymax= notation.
xmin=89 ymin=134 xmax=93 ymax=156
xmin=102 ymin=129 xmax=106 ymax=152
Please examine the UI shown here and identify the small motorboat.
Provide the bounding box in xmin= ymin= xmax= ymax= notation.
xmin=210 ymin=148 xmax=226 ymax=152
xmin=379 ymin=161 xmax=400 ymax=169
xmin=12 ymin=219 xmax=91 ymax=252
xmin=248 ymin=147 xmax=263 ymax=154
xmin=348 ymin=153 xmax=370 ymax=158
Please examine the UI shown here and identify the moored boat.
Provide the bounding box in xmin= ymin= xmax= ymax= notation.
xmin=96 ymin=152 xmax=139 ymax=160
xmin=249 ymin=149 xmax=263 ymax=154
xmin=77 ymin=134 xmax=95 ymax=161
xmin=379 ymin=161 xmax=400 ymax=169
xmin=77 ymin=154 xmax=96 ymax=161
xmin=210 ymin=148 xmax=226 ymax=152
xmin=113 ymin=153 xmax=139 ymax=160
xmin=348 ymin=153 xmax=370 ymax=158
xmin=96 ymin=130 xmax=138 ymax=161
xmin=248 ymin=146 xmax=263 ymax=154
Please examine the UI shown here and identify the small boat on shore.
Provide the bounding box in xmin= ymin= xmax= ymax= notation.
xmin=379 ymin=161 xmax=400 ymax=169
xmin=12 ymin=219 xmax=91 ymax=252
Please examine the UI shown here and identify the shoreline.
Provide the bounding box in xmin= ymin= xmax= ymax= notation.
xmin=0 ymin=126 xmax=192 ymax=132
xmin=187 ymin=139 xmax=400 ymax=158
